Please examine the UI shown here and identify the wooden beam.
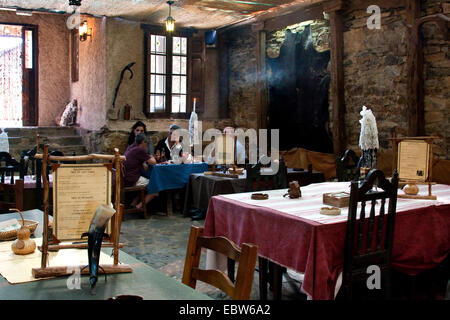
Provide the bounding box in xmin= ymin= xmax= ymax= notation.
xmin=405 ymin=0 xmax=422 ymax=136
xmin=328 ymin=10 xmax=346 ymax=156
xmin=263 ymin=3 xmax=324 ymax=32
xmin=346 ymin=0 xmax=405 ymax=11
xmin=323 ymin=0 xmax=345 ymax=12
xmin=255 ymin=29 xmax=268 ymax=130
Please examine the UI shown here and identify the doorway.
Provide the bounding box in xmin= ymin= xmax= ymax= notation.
xmin=0 ymin=23 xmax=38 ymax=127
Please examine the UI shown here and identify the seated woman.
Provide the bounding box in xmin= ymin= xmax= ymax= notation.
xmin=123 ymin=133 xmax=157 ymax=209
xmin=127 ymin=121 xmax=154 ymax=155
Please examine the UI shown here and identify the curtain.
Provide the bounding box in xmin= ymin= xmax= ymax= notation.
xmin=0 ymin=25 xmax=23 ymax=127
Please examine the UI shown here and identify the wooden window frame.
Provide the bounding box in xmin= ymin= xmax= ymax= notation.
xmin=143 ymin=25 xmax=197 ymax=119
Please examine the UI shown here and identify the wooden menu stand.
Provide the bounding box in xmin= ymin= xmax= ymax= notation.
xmin=389 ymin=135 xmax=439 ymax=200
xmin=31 ymin=146 xmax=132 ymax=278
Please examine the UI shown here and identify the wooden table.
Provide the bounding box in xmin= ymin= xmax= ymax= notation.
xmin=204 ymin=182 xmax=450 ymax=300
xmin=0 ymin=209 xmax=211 ymax=300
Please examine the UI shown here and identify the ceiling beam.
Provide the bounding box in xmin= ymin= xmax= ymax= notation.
xmin=263 ymin=3 xmax=324 ymax=31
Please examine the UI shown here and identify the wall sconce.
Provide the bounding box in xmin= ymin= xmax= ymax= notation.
xmin=165 ymin=1 xmax=175 ymax=33
xmin=79 ymin=20 xmax=92 ymax=42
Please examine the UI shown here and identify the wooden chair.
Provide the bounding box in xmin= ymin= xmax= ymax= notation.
xmin=182 ymin=226 xmax=258 ymax=300
xmin=336 ymin=149 xmax=360 ymax=182
xmin=119 ymin=169 xmax=147 ymax=219
xmin=245 ymin=158 xmax=288 ymax=300
xmin=337 ymin=169 xmax=399 ymax=300
xmin=0 ymin=179 xmax=24 ymax=213
xmin=0 ymin=152 xmax=21 ymax=184
xmin=245 ymin=158 xmax=288 ymax=192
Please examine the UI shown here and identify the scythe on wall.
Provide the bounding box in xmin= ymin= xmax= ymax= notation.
xmin=112 ymin=62 xmax=135 ymax=109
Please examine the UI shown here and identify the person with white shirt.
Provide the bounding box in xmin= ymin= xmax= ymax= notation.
xmin=154 ymin=124 xmax=184 ymax=162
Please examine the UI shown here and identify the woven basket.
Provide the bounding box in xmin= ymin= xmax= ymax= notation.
xmin=0 ymin=209 xmax=39 ymax=241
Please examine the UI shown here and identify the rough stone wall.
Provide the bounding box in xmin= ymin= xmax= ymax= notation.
xmin=422 ymin=0 xmax=450 ymax=158
xmin=0 ymin=11 xmax=71 ymax=126
xmin=266 ymin=19 xmax=330 ymax=58
xmin=341 ymin=6 xmax=410 ymax=154
xmin=341 ymin=2 xmax=449 ymax=159
xmin=226 ymin=26 xmax=258 ymax=130
xmin=71 ymin=16 xmax=108 ymax=131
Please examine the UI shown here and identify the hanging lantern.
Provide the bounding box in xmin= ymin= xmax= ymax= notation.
xmin=165 ymin=1 xmax=175 ymax=33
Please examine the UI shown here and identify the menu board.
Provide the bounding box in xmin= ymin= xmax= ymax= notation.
xmin=53 ymin=164 xmax=112 ymax=241
xmin=397 ymin=140 xmax=430 ymax=181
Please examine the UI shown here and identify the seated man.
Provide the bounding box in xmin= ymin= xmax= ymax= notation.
xmin=207 ymin=126 xmax=247 ymax=165
xmin=123 ymin=133 xmax=157 ymax=209
xmin=155 ymin=124 xmax=184 ymax=162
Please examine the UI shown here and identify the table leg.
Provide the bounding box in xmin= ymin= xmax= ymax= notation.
xmin=166 ymin=190 xmax=173 ymax=216
xmin=259 ymin=257 xmax=268 ymax=300
xmin=272 ymin=263 xmax=284 ymax=300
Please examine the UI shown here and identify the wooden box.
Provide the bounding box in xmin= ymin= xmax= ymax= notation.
xmin=323 ymin=192 xmax=350 ymax=208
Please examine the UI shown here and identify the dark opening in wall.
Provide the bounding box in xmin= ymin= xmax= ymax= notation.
xmin=267 ymin=23 xmax=333 ymax=153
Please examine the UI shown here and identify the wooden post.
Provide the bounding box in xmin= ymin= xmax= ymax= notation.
xmin=113 ymin=148 xmax=121 ymax=265
xmin=406 ymin=0 xmax=422 ymax=136
xmin=327 ymin=2 xmax=346 ymax=156
xmin=41 ymin=145 xmax=49 ymax=268
xmin=253 ymin=23 xmax=268 ymax=131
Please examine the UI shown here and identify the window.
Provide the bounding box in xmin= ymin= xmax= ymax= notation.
xmin=147 ymin=33 xmax=188 ymax=115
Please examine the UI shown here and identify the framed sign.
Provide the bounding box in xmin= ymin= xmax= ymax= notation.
xmin=53 ymin=164 xmax=112 ymax=241
xmin=397 ymin=140 xmax=430 ymax=181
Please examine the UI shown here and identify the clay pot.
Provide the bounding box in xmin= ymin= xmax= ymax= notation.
xmin=10 ymin=209 xmax=36 ymax=255
xmin=404 ymin=183 xmax=419 ymax=195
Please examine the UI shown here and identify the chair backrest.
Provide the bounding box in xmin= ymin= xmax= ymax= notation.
xmin=0 ymin=152 xmax=21 ymax=184
xmin=336 ymin=149 xmax=360 ymax=182
xmin=0 ymin=179 xmax=24 ymax=213
xmin=245 ymin=158 xmax=288 ymax=192
xmin=182 ymin=226 xmax=258 ymax=300
xmin=342 ymin=169 xmax=399 ymax=299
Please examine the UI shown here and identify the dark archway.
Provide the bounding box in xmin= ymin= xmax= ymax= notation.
xmin=267 ymin=25 xmax=333 ymax=153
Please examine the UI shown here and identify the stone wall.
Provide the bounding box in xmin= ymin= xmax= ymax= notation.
xmin=422 ymin=0 xmax=450 ymax=158
xmin=342 ymin=1 xmax=449 ymax=159
xmin=71 ymin=16 xmax=108 ymax=131
xmin=266 ymin=19 xmax=330 ymax=58
xmin=225 ymin=26 xmax=259 ymax=130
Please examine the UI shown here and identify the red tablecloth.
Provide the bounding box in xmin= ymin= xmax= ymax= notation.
xmin=203 ymin=182 xmax=450 ymax=300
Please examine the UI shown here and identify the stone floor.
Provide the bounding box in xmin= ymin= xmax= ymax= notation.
xmin=119 ymin=209 xmax=307 ymax=300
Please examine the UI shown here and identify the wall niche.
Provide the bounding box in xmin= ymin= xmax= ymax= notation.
xmin=266 ymin=20 xmax=333 ymax=153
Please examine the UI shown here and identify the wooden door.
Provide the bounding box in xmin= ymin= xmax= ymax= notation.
xmin=21 ymin=26 xmax=38 ymax=126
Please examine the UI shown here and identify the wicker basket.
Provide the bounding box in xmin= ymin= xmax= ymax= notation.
xmin=0 ymin=209 xmax=39 ymax=241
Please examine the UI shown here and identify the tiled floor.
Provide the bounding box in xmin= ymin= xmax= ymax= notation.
xmin=119 ymin=209 xmax=307 ymax=300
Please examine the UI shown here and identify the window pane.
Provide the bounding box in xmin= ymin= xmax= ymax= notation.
xmin=172 ymin=94 xmax=186 ymax=113
xmin=181 ymin=37 xmax=187 ymax=55
xmin=151 ymin=54 xmax=166 ymax=74
xmin=180 ymin=56 xmax=187 ymax=75
xmin=151 ymin=35 xmax=166 ymax=54
xmin=172 ymin=76 xmax=180 ymax=94
xmin=180 ymin=76 xmax=187 ymax=94
xmin=172 ymin=56 xmax=180 ymax=74
xmin=150 ymin=94 xmax=165 ymax=112
xmin=150 ymin=75 xmax=165 ymax=94
xmin=25 ymin=30 xmax=32 ymax=69
xmin=173 ymin=37 xmax=181 ymax=55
